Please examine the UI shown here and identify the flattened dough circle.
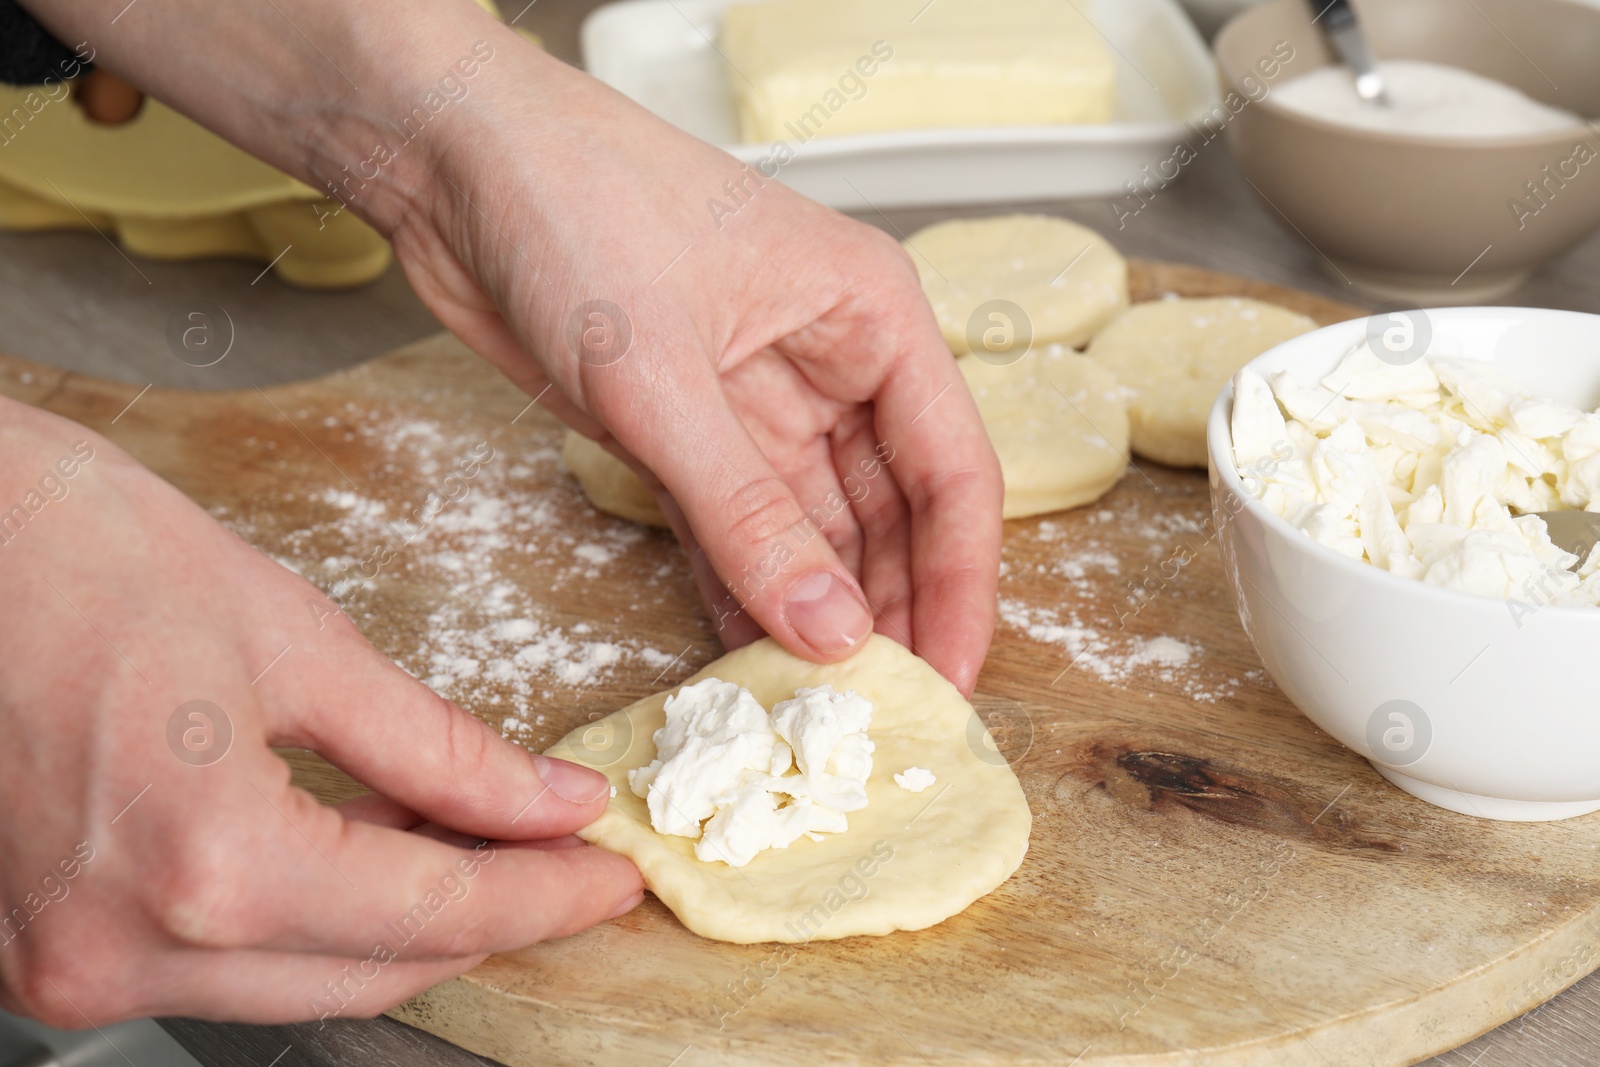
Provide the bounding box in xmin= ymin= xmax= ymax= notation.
xmin=907 ymin=213 xmax=1128 ymax=354
xmin=961 ymin=343 xmax=1130 ymax=519
xmin=562 ymin=431 xmax=668 ymax=528
xmin=546 ymin=635 xmax=1032 ymax=944
xmin=1087 ymin=297 xmax=1316 ymax=469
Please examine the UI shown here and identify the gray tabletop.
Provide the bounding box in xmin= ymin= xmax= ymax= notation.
xmin=5 ymin=3 xmax=1599 ymax=1064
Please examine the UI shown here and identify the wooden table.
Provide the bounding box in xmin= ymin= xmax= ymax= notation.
xmin=5 ymin=4 xmax=1600 ymax=1064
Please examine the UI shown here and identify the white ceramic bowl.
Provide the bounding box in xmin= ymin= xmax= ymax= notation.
xmin=1206 ymin=307 xmax=1600 ymax=821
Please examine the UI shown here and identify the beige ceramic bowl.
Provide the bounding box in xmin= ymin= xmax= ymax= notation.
xmin=1215 ymin=0 xmax=1600 ymax=303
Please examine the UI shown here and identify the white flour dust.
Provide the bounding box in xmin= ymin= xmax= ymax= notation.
xmin=216 ymin=406 xmax=688 ymax=738
xmin=999 ymin=598 xmax=1207 ymax=685
xmin=998 ymin=497 xmax=1252 ymax=703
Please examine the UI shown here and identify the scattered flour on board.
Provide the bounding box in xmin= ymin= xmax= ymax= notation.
xmin=220 ymin=404 xmax=1262 ymax=721
xmin=214 ymin=407 xmax=686 ymax=739
xmin=999 ymin=497 xmax=1257 ymax=703
xmin=1014 ymin=520 xmax=1124 ymax=590
xmin=1001 ymin=598 xmax=1196 ymax=682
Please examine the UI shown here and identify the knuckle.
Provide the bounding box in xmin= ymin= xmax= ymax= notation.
xmin=6 ymin=943 xmax=137 ymax=1027
xmin=722 ymin=475 xmax=805 ymax=551
xmin=853 ymin=219 xmax=913 ymax=268
xmin=151 ymin=828 xmax=271 ymax=949
xmin=426 ymin=694 xmax=507 ymax=815
xmin=905 ymin=462 xmax=1002 ymax=517
xmin=823 ymin=522 xmax=862 ymax=560
xmin=875 ymin=234 xmax=929 ymax=296
xmin=4 ymin=955 xmax=61 ymax=1026
xmin=154 ymin=872 xmax=249 ymax=950
xmin=834 ymin=220 xmax=925 ymax=315
xmin=391 ymin=896 xmax=487 ymax=960
xmin=930 ymin=561 xmax=997 ymax=597
xmin=431 ymin=919 xmax=491 ymax=960
xmin=581 ymin=377 xmax=635 ymax=428
xmin=7 ymin=978 xmax=76 ymax=1029
xmin=851 ymin=485 xmax=906 ymax=542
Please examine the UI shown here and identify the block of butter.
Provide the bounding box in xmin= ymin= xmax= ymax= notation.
xmin=719 ymin=0 xmax=1117 ymax=144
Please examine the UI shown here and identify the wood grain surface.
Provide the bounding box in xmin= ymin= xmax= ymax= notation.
xmin=11 ymin=261 xmax=1600 ymax=1067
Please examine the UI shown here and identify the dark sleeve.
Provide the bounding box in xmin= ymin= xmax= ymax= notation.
xmin=0 ymin=0 xmax=90 ymax=85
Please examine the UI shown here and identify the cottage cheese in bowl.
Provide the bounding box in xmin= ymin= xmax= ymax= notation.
xmin=1206 ymin=308 xmax=1600 ymax=822
xmin=1231 ymin=341 xmax=1600 ymax=608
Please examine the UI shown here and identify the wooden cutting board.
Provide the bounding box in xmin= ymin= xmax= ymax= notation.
xmin=8 ymin=261 xmax=1599 ymax=1067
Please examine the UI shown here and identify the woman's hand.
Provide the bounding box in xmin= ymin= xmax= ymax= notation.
xmin=21 ymin=0 xmax=1002 ymax=693
xmin=395 ymin=35 xmax=1003 ymax=693
xmin=0 ymin=404 xmax=642 ymax=1026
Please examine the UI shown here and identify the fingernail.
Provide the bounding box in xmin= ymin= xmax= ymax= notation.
xmin=608 ymin=890 xmax=645 ymax=920
xmin=531 ymin=755 xmax=610 ymax=804
xmin=784 ymin=571 xmax=871 ymax=655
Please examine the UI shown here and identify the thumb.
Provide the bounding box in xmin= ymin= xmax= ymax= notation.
xmin=625 ymin=372 xmax=874 ymax=661
xmin=267 ymin=636 xmax=612 ymax=840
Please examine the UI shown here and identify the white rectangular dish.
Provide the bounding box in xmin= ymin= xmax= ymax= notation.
xmin=579 ymin=0 xmax=1223 ymax=210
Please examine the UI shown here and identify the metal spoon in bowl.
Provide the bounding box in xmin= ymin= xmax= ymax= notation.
xmin=1535 ymin=511 xmax=1600 ymax=569
xmin=1307 ymin=0 xmax=1391 ymax=106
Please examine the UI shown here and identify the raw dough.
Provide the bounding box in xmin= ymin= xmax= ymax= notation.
xmin=961 ymin=343 xmax=1130 ymax=519
xmin=1087 ymin=297 xmax=1317 ymax=469
xmin=545 ymin=635 xmax=1032 ymax=944
xmin=562 ymin=431 xmax=667 ymax=528
xmin=906 ymin=214 xmax=1128 ymax=355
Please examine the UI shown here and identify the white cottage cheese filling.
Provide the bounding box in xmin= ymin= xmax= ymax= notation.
xmin=894 ymin=767 xmax=937 ymax=793
xmin=1231 ymin=341 xmax=1600 ymax=607
xmin=627 ymin=679 xmax=874 ymax=867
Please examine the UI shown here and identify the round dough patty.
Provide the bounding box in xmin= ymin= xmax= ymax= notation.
xmin=545 ymin=635 xmax=1032 ymax=944
xmin=906 ymin=213 xmax=1128 ymax=355
xmin=562 ymin=431 xmax=668 ymax=528
xmin=961 ymin=343 xmax=1130 ymax=519
xmin=1086 ymin=297 xmax=1317 ymax=469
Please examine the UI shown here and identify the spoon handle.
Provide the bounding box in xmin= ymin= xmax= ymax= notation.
xmin=1315 ymin=0 xmax=1357 ymax=30
xmin=1306 ymin=0 xmax=1391 ymax=106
